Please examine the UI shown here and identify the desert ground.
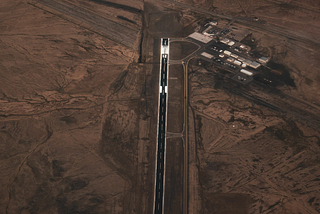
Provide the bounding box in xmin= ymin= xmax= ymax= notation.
xmin=172 ymin=0 xmax=320 ymax=213
xmin=0 ymin=0 xmax=147 ymax=213
xmin=1 ymin=0 xmax=320 ymax=214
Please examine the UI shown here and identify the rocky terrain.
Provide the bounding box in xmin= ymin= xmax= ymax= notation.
xmin=189 ymin=68 xmax=320 ymax=213
xmin=0 ymin=0 xmax=150 ymax=213
xmin=156 ymin=1 xmax=320 ymax=213
xmin=185 ymin=15 xmax=320 ymax=213
xmin=1 ymin=0 xmax=320 ymax=213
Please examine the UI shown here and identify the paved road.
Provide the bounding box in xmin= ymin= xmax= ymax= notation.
xmin=181 ymin=59 xmax=189 ymax=214
xmin=169 ymin=38 xmax=199 ymax=214
xmin=181 ymin=56 xmax=195 ymax=214
xmin=154 ymin=38 xmax=169 ymax=214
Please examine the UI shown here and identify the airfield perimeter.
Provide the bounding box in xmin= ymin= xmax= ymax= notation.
xmin=0 ymin=0 xmax=320 ymax=214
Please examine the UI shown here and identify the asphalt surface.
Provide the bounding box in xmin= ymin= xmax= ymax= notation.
xmin=154 ymin=38 xmax=169 ymax=214
xmin=182 ymin=60 xmax=189 ymax=214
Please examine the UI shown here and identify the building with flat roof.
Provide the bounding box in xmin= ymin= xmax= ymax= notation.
xmin=201 ymin=52 xmax=214 ymax=59
xmin=240 ymin=69 xmax=253 ymax=76
xmin=220 ymin=38 xmax=229 ymax=44
xmin=202 ymin=26 xmax=213 ymax=35
xmin=230 ymin=53 xmax=238 ymax=59
xmin=259 ymin=56 xmax=269 ymax=64
xmin=188 ymin=32 xmax=213 ymax=43
xmin=228 ymin=41 xmax=235 ymax=46
xmin=233 ymin=60 xmax=241 ymax=66
xmin=238 ymin=57 xmax=245 ymax=62
xmin=243 ymin=59 xmax=252 ymax=65
xmin=224 ymin=50 xmax=231 ymax=56
xmin=203 ymin=32 xmax=215 ymax=37
xmin=227 ymin=57 xmax=234 ymax=62
xmin=249 ymin=61 xmax=261 ymax=69
xmin=210 ymin=21 xmax=217 ymax=26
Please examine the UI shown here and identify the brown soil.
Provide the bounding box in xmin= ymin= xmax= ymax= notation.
xmin=158 ymin=1 xmax=320 ymax=212
xmin=189 ymin=64 xmax=320 ymax=214
xmin=169 ymin=42 xmax=198 ymax=60
xmin=164 ymin=138 xmax=184 ymax=214
xmin=167 ymin=64 xmax=184 ymax=133
xmin=2 ymin=0 xmax=320 ymax=214
xmin=0 ymin=0 xmax=146 ymax=213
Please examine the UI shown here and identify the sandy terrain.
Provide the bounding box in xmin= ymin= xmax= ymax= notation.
xmin=187 ymin=38 xmax=320 ymax=213
xmin=0 ymin=0 xmax=151 ymax=213
xmin=165 ymin=0 xmax=320 ymax=103
xmin=1 ymin=0 xmax=320 ymax=213
xmin=189 ymin=75 xmax=320 ymax=213
xmin=153 ymin=1 xmax=320 ymax=213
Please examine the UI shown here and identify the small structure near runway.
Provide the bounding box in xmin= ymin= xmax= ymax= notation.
xmin=240 ymin=69 xmax=253 ymax=76
xmin=232 ymin=72 xmax=253 ymax=84
xmin=188 ymin=32 xmax=213 ymax=43
xmin=201 ymin=52 xmax=214 ymax=59
xmin=249 ymin=61 xmax=261 ymax=69
xmin=259 ymin=56 xmax=269 ymax=64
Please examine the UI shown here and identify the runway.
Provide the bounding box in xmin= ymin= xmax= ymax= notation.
xmin=154 ymin=38 xmax=170 ymax=214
